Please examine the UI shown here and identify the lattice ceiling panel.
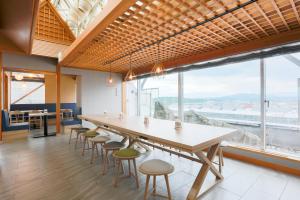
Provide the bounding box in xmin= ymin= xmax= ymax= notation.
xmin=35 ymin=0 xmax=75 ymax=45
xmin=62 ymin=0 xmax=300 ymax=74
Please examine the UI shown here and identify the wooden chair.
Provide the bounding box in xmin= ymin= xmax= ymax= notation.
xmin=139 ymin=159 xmax=174 ymax=200
xmin=90 ymin=135 xmax=110 ymax=164
xmin=102 ymin=141 xmax=125 ymax=175
xmin=112 ymin=148 xmax=140 ymax=188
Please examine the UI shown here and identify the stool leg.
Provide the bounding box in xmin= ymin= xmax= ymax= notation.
xmin=95 ymin=144 xmax=99 ymax=157
xmin=133 ymin=159 xmax=139 ymax=189
xmin=82 ymin=137 xmax=87 ymax=156
xmin=102 ymin=150 xmax=109 ymax=175
xmin=164 ymin=175 xmax=171 ymax=200
xmin=144 ymin=175 xmax=150 ymax=200
xmin=75 ymin=132 xmax=79 ymax=149
xmin=128 ymin=159 xmax=131 ymax=176
xmin=153 ymin=175 xmax=156 ymax=195
xmin=100 ymin=144 xmax=104 ymax=160
xmin=114 ymin=159 xmax=121 ymax=187
xmin=90 ymin=142 xmax=95 ymax=164
xmin=69 ymin=129 xmax=73 ymax=144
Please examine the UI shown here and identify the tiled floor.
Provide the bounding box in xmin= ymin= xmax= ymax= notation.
xmin=0 ymin=131 xmax=299 ymax=200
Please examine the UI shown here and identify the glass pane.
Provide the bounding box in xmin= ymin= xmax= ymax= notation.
xmin=11 ymin=81 xmax=45 ymax=104
xmin=265 ymin=53 xmax=300 ymax=157
xmin=139 ymin=73 xmax=178 ymax=120
xmin=184 ymin=60 xmax=262 ymax=148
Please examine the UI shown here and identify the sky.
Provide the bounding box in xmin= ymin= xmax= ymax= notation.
xmin=142 ymin=52 xmax=300 ymax=99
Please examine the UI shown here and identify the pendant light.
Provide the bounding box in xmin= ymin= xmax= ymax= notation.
xmin=15 ymin=73 xmax=24 ymax=81
xmin=108 ymin=63 xmax=113 ymax=84
xmin=151 ymin=42 xmax=165 ymax=77
xmin=125 ymin=54 xmax=136 ymax=81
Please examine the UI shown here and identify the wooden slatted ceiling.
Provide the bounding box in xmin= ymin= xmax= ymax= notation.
xmin=60 ymin=0 xmax=300 ymax=76
xmin=35 ymin=0 xmax=75 ymax=45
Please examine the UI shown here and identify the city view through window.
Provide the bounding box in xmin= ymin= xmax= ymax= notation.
xmin=126 ymin=52 xmax=300 ymax=158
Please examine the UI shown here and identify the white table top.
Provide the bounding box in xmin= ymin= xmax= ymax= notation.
xmin=29 ymin=112 xmax=57 ymax=117
xmin=79 ymin=114 xmax=236 ymax=152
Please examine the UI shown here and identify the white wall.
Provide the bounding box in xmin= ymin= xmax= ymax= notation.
xmin=61 ymin=68 xmax=123 ymax=128
xmin=3 ymin=53 xmax=57 ymax=71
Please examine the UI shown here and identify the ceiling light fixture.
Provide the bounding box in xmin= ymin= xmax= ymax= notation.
xmin=108 ymin=63 xmax=113 ymax=84
xmin=15 ymin=74 xmax=24 ymax=81
xmin=151 ymin=43 xmax=165 ymax=77
xmin=125 ymin=54 xmax=136 ymax=81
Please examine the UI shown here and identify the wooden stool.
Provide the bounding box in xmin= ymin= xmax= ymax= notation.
xmin=90 ymin=135 xmax=110 ymax=164
xmin=139 ymin=159 xmax=174 ymax=200
xmin=102 ymin=141 xmax=125 ymax=175
xmin=74 ymin=129 xmax=91 ymax=149
xmin=81 ymin=130 xmax=98 ymax=156
xmin=112 ymin=148 xmax=140 ymax=188
xmin=69 ymin=127 xmax=89 ymax=144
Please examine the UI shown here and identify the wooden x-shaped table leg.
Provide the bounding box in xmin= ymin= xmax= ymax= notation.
xmin=186 ymin=143 xmax=222 ymax=200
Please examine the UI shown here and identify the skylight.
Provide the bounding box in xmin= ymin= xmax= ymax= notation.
xmin=51 ymin=0 xmax=107 ymax=37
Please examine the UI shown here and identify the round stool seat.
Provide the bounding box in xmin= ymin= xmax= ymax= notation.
xmin=82 ymin=130 xmax=98 ymax=137
xmin=72 ymin=127 xmax=89 ymax=131
xmin=113 ymin=148 xmax=140 ymax=159
xmin=139 ymin=159 xmax=174 ymax=175
xmin=90 ymin=135 xmax=110 ymax=143
xmin=103 ymin=141 xmax=125 ymax=150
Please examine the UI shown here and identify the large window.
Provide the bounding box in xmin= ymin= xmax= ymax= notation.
xmin=265 ymin=53 xmax=300 ymax=156
xmin=11 ymin=73 xmax=45 ymax=104
xmin=184 ymin=60 xmax=262 ymax=148
xmin=132 ymin=51 xmax=300 ymax=158
xmin=139 ymin=73 xmax=178 ymax=120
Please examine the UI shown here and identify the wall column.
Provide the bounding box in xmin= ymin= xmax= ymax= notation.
xmin=0 ymin=53 xmax=3 ymax=141
xmin=56 ymin=64 xmax=61 ymax=133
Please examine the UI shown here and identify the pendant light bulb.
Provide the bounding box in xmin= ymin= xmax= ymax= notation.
xmin=108 ymin=63 xmax=113 ymax=84
xmin=151 ymin=43 xmax=165 ymax=77
xmin=125 ymin=54 xmax=136 ymax=81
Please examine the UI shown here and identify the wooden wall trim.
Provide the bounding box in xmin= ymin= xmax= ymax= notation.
xmin=223 ymin=148 xmax=300 ymax=177
xmin=56 ymin=65 xmax=61 ymax=133
xmin=4 ymin=73 xmax=8 ymax=110
xmin=28 ymin=0 xmax=40 ymax=54
xmin=3 ymin=66 xmax=56 ymax=75
xmin=0 ymin=53 xmax=3 ymax=141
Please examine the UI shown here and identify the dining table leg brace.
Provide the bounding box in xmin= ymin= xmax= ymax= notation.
xmin=186 ymin=143 xmax=223 ymax=200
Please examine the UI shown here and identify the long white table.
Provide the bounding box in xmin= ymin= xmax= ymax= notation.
xmin=79 ymin=114 xmax=236 ymax=200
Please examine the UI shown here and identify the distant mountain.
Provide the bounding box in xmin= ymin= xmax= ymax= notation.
xmin=156 ymin=93 xmax=297 ymax=104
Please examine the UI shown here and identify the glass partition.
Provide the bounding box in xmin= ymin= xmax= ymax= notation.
xmin=139 ymin=73 xmax=178 ymax=120
xmin=265 ymin=53 xmax=300 ymax=157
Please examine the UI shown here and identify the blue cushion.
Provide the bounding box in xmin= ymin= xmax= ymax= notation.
xmin=2 ymin=110 xmax=29 ymax=131
xmin=61 ymin=119 xmax=81 ymax=126
xmin=10 ymin=103 xmax=81 ymax=118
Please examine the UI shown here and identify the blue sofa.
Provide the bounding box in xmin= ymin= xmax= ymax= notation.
xmin=2 ymin=110 xmax=29 ymax=131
